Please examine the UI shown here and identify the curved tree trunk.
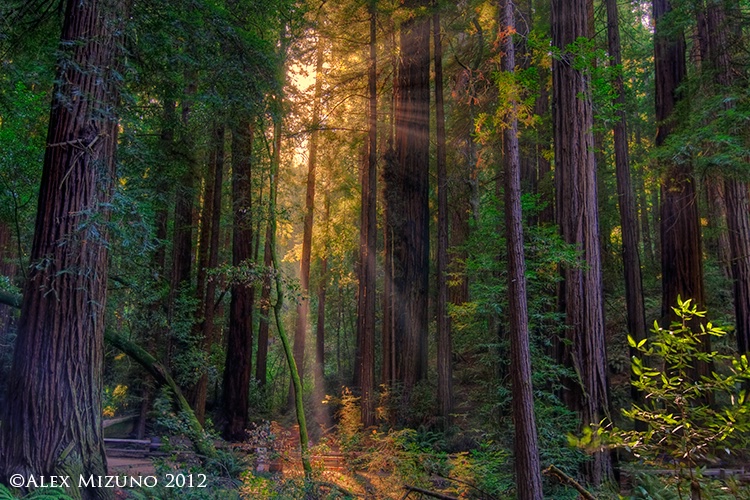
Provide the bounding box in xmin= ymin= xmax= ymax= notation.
xmin=0 ymin=0 xmax=127 ymax=497
xmin=289 ymin=38 xmax=324 ymax=409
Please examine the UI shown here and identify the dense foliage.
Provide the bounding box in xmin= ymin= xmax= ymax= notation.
xmin=1 ymin=0 xmax=750 ymax=498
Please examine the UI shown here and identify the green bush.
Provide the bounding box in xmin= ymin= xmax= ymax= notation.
xmin=596 ymin=297 xmax=750 ymax=498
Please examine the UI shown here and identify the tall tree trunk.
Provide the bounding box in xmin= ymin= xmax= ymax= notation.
xmin=434 ymin=8 xmax=453 ymax=426
xmin=357 ymin=2 xmax=378 ymax=427
xmin=703 ymin=0 xmax=750 ymax=355
xmin=390 ymin=0 xmax=430 ymax=401
xmin=314 ymin=194 xmax=330 ymax=428
xmin=223 ymin=121 xmax=255 ymax=441
xmin=634 ymin=138 xmax=655 ymax=269
xmin=501 ymin=1 xmax=543 ymax=497
xmin=704 ymin=179 xmax=732 ymax=279
xmin=605 ymin=0 xmax=647 ymax=403
xmin=0 ymin=0 xmax=127 ymax=497
xmin=0 ymin=222 xmax=17 ymax=338
xmin=168 ymin=81 xmax=197 ymax=367
xmin=289 ymin=39 xmax=324 ymax=408
xmin=551 ymin=0 xmax=610 ymax=485
xmin=654 ymin=0 xmax=706 ymax=348
xmin=382 ymin=14 xmax=398 ymax=388
xmin=136 ymin=98 xmax=176 ymax=439
xmin=192 ymin=124 xmax=225 ymax=424
xmin=256 ymin=223 xmax=273 ymax=386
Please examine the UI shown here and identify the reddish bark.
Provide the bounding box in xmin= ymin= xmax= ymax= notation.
xmin=0 ymin=0 xmax=127 ymax=496
xmin=223 ymin=122 xmax=255 ymax=441
xmin=552 ymin=0 xmax=610 ymax=484
xmin=390 ymin=0 xmax=430 ymax=399
xmin=501 ymin=1 xmax=543 ymax=496
xmin=356 ymin=2 xmax=378 ymax=427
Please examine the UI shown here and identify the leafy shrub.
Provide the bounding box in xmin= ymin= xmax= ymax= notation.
xmin=595 ymin=298 xmax=750 ymax=498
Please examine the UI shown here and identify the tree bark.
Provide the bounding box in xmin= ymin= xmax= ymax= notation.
xmin=605 ymin=0 xmax=647 ymax=404
xmin=702 ymin=0 xmax=750 ymax=356
xmin=434 ymin=8 xmax=453 ymax=426
xmin=256 ymin=220 xmax=273 ymax=386
xmin=390 ymin=0 xmax=430 ymax=401
xmin=0 ymin=1 xmax=127 ymax=497
xmin=501 ymin=1 xmax=544 ymax=497
xmin=357 ymin=1 xmax=378 ymax=427
xmin=654 ymin=0 xmax=707 ymax=356
xmin=191 ymin=124 xmax=225 ymax=424
xmin=223 ymin=121 xmax=255 ymax=441
xmin=314 ymin=195 xmax=330 ymax=428
xmin=551 ymin=0 xmax=610 ymax=485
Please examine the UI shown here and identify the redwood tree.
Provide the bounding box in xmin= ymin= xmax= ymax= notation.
xmin=223 ymin=121 xmax=255 ymax=441
xmin=605 ymin=0 xmax=647 ymax=405
xmin=388 ymin=0 xmax=430 ymax=399
xmin=0 ymin=0 xmax=127 ymax=497
xmin=356 ymin=0 xmax=377 ymax=427
xmin=654 ymin=0 xmax=706 ymax=346
xmin=551 ymin=0 xmax=610 ymax=485
xmin=501 ymin=1 xmax=543 ymax=496
xmin=434 ymin=7 xmax=453 ymax=425
xmin=703 ymin=0 xmax=750 ymax=356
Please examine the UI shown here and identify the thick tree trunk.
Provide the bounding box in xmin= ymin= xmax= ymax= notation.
xmin=0 ymin=1 xmax=127 ymax=497
xmin=501 ymin=1 xmax=543 ymax=497
xmin=434 ymin=9 xmax=453 ymax=426
xmin=605 ymin=0 xmax=647 ymax=403
xmin=551 ymin=0 xmax=610 ymax=485
xmin=703 ymin=0 xmax=750 ymax=355
xmin=382 ymin=17 xmax=398 ymax=389
xmin=223 ymin=121 xmax=255 ymax=441
xmin=654 ymin=0 xmax=707 ymax=357
xmin=390 ymin=0 xmax=430 ymax=400
xmin=357 ymin=2 xmax=378 ymax=427
xmin=704 ymin=178 xmax=732 ymax=279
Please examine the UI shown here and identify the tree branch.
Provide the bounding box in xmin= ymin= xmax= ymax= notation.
xmin=543 ymin=465 xmax=596 ymax=500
